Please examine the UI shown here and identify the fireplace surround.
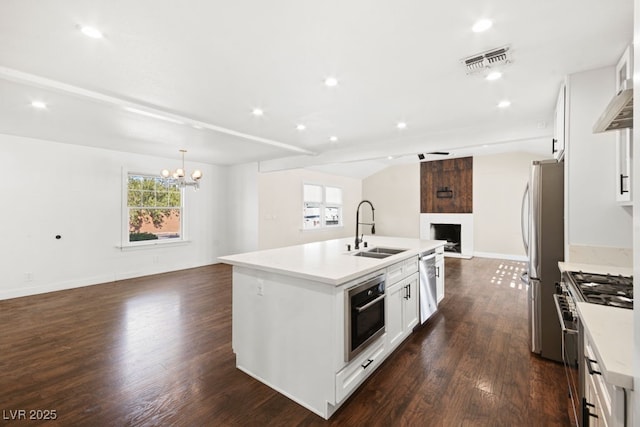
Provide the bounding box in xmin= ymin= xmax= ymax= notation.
xmin=420 ymin=213 xmax=473 ymax=258
xmin=431 ymin=223 xmax=462 ymax=253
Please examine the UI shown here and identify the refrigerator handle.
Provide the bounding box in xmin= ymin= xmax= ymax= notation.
xmin=521 ymin=183 xmax=529 ymax=254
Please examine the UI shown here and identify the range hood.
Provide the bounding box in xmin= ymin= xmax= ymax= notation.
xmin=593 ymin=79 xmax=633 ymax=133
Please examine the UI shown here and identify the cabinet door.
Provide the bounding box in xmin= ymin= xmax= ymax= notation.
xmin=436 ymin=258 xmax=445 ymax=304
xmin=386 ymin=282 xmax=405 ymax=350
xmin=615 ymin=129 xmax=632 ymax=203
xmin=615 ymin=45 xmax=633 ymax=204
xmin=553 ymin=83 xmax=566 ymax=160
xmin=615 ymin=45 xmax=633 ymax=88
xmin=403 ymin=273 xmax=419 ymax=331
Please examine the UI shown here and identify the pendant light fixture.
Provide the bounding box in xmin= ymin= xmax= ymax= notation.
xmin=160 ymin=149 xmax=202 ymax=189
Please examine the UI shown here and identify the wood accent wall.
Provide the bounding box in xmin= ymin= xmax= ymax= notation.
xmin=420 ymin=157 xmax=473 ymax=213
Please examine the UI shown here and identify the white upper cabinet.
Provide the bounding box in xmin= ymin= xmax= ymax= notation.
xmin=553 ymin=81 xmax=567 ymax=160
xmin=615 ymin=44 xmax=633 ymax=204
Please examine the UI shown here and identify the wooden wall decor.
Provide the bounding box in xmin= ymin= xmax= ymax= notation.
xmin=420 ymin=157 xmax=473 ymax=213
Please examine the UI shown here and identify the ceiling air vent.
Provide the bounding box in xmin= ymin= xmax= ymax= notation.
xmin=463 ymin=46 xmax=511 ymax=74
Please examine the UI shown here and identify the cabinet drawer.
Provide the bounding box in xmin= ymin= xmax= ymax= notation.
xmin=387 ymin=257 xmax=419 ymax=285
xmin=386 ymin=261 xmax=404 ymax=285
xmin=404 ymin=257 xmax=418 ymax=275
xmin=335 ymin=338 xmax=386 ymax=403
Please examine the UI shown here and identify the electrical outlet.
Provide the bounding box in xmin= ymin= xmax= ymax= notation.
xmin=257 ymin=279 xmax=264 ymax=296
xmin=24 ymin=272 xmax=33 ymax=282
xmin=152 ymin=255 xmax=159 ymax=264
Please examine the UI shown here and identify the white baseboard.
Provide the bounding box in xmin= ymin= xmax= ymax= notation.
xmin=0 ymin=273 xmax=116 ymax=301
xmin=0 ymin=261 xmax=221 ymax=301
xmin=473 ymin=252 xmax=527 ymax=262
xmin=443 ymin=252 xmax=473 ymax=259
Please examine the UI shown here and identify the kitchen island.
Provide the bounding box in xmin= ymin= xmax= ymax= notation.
xmin=218 ymin=236 xmax=444 ymax=419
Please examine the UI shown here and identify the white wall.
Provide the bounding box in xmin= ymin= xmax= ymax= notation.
xmin=473 ymin=151 xmax=550 ymax=259
xmin=258 ymin=169 xmax=361 ymax=249
xmin=362 ymin=153 xmax=548 ymax=259
xmin=0 ymin=134 xmax=227 ymax=300
xmin=566 ymin=66 xmax=633 ymax=262
xmin=225 ymin=162 xmax=259 ymax=255
xmin=362 ymin=163 xmax=420 ymax=238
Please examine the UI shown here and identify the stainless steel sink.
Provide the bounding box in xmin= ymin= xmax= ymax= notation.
xmin=352 ymin=251 xmax=392 ymax=259
xmin=367 ymin=247 xmax=408 ymax=255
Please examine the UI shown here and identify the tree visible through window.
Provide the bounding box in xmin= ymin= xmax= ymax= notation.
xmin=127 ymin=174 xmax=182 ymax=242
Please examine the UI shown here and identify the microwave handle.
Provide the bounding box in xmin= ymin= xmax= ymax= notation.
xmin=355 ymin=294 xmax=385 ymax=313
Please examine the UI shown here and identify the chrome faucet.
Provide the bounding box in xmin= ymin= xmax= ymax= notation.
xmin=355 ymin=200 xmax=375 ymax=250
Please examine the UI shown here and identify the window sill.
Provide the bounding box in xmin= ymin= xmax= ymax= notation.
xmin=300 ymin=225 xmax=344 ymax=232
xmin=117 ymin=240 xmax=192 ymax=251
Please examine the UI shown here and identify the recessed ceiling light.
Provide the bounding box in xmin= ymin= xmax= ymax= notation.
xmin=396 ymin=122 xmax=407 ymax=130
xmin=329 ymin=136 xmax=338 ymax=142
xmin=387 ymin=156 xmax=394 ymax=160
xmin=251 ymin=108 xmax=264 ymax=116
xmin=486 ymin=71 xmax=502 ymax=81
xmin=80 ymin=26 xmax=103 ymax=39
xmin=472 ymin=19 xmax=493 ymax=33
xmin=31 ymin=101 xmax=47 ymax=109
xmin=324 ymin=77 xmax=338 ymax=87
xmin=497 ymin=100 xmax=511 ymax=108
xmin=296 ymin=124 xmax=306 ymax=131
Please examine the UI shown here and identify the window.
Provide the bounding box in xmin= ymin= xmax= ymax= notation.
xmin=303 ymin=184 xmax=343 ymax=229
xmin=127 ymin=174 xmax=182 ymax=243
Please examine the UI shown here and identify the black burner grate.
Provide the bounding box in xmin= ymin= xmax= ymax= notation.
xmin=568 ymin=271 xmax=633 ymax=309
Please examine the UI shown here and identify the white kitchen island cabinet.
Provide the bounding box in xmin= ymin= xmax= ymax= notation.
xmin=219 ymin=236 xmax=445 ymax=419
xmin=386 ymin=255 xmax=419 ymax=352
xmin=386 ymin=273 xmax=419 ymax=350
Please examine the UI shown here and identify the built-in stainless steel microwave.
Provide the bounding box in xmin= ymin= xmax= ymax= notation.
xmin=345 ymin=275 xmax=385 ymax=362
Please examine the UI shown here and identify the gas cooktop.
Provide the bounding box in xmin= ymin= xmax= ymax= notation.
xmin=567 ymin=271 xmax=633 ymax=309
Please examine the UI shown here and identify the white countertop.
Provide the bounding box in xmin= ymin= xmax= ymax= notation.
xmin=576 ymin=302 xmax=634 ymax=390
xmin=558 ymin=261 xmax=633 ymax=277
xmin=218 ymin=236 xmax=445 ymax=286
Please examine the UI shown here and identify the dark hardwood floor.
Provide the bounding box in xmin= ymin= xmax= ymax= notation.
xmin=0 ymin=257 xmax=570 ymax=426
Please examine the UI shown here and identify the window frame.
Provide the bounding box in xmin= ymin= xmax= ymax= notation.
xmin=121 ymin=169 xmax=187 ymax=249
xmin=302 ymin=183 xmax=343 ymax=231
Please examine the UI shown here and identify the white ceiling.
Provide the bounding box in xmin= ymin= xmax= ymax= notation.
xmin=0 ymin=1 xmax=633 ymax=169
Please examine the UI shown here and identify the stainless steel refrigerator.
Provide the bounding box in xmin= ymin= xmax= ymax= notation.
xmin=521 ymin=159 xmax=564 ymax=362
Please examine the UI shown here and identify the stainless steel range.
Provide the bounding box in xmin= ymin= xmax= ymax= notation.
xmin=567 ymin=272 xmax=633 ymax=308
xmin=554 ymin=270 xmax=633 ymax=426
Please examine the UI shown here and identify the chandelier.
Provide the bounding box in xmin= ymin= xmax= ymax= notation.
xmin=160 ymin=149 xmax=203 ymax=189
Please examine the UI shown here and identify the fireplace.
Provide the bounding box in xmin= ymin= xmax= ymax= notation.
xmin=420 ymin=213 xmax=473 ymax=258
xmin=431 ymin=224 xmax=461 ymax=253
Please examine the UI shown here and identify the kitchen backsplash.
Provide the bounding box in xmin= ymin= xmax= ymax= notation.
xmin=568 ymin=244 xmax=633 ymax=268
